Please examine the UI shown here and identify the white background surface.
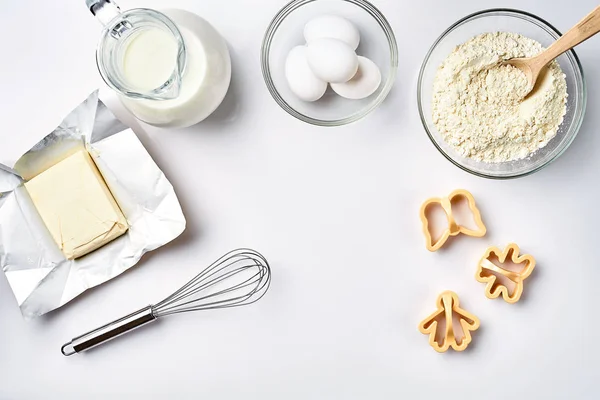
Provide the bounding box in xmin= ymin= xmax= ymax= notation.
xmin=1 ymin=0 xmax=599 ymax=398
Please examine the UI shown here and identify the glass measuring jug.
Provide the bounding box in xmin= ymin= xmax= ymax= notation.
xmin=86 ymin=0 xmax=232 ymax=128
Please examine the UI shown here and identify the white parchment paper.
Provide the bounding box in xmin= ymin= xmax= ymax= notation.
xmin=0 ymin=91 xmax=186 ymax=318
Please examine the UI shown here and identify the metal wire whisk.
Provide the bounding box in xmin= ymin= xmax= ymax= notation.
xmin=61 ymin=249 xmax=271 ymax=356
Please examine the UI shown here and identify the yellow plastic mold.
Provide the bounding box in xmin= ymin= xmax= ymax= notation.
xmin=476 ymin=243 xmax=535 ymax=304
xmin=419 ymin=189 xmax=486 ymax=252
xmin=418 ymin=291 xmax=480 ymax=353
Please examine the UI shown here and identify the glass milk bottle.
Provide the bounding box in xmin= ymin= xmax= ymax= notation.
xmin=86 ymin=0 xmax=231 ymax=128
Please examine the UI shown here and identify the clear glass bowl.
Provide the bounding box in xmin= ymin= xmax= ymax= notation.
xmin=261 ymin=0 xmax=398 ymax=126
xmin=417 ymin=9 xmax=587 ymax=179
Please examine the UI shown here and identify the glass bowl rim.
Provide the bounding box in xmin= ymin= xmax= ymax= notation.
xmin=416 ymin=8 xmax=587 ymax=179
xmin=261 ymin=0 xmax=399 ymax=127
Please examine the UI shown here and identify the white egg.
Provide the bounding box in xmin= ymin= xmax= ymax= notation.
xmin=306 ymin=38 xmax=359 ymax=83
xmin=304 ymin=15 xmax=360 ymax=50
xmin=330 ymin=56 xmax=382 ymax=100
xmin=285 ymin=45 xmax=327 ymax=102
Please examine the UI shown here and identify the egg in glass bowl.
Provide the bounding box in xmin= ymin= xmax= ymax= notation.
xmin=261 ymin=0 xmax=398 ymax=126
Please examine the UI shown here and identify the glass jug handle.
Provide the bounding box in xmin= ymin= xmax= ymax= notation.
xmin=86 ymin=0 xmax=120 ymax=25
xmin=86 ymin=0 xmax=131 ymax=37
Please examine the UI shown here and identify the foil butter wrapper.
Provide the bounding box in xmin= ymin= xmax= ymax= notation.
xmin=0 ymin=91 xmax=186 ymax=318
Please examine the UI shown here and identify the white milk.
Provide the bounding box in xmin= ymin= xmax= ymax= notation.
xmin=122 ymin=28 xmax=180 ymax=92
xmin=119 ymin=10 xmax=231 ymax=128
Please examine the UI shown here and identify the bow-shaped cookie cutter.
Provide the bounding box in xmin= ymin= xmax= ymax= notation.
xmin=419 ymin=189 xmax=486 ymax=251
xmin=476 ymin=243 xmax=535 ymax=304
xmin=418 ymin=291 xmax=480 ymax=353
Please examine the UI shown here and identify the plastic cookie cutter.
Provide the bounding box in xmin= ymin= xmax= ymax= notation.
xmin=476 ymin=243 xmax=536 ymax=304
xmin=418 ymin=291 xmax=480 ymax=353
xmin=419 ymin=189 xmax=486 ymax=251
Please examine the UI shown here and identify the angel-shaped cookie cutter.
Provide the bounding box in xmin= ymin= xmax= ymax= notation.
xmin=419 ymin=189 xmax=486 ymax=251
xmin=418 ymin=291 xmax=480 ymax=353
xmin=476 ymin=243 xmax=536 ymax=304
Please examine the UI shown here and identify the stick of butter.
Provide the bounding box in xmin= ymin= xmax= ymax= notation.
xmin=24 ymin=150 xmax=128 ymax=260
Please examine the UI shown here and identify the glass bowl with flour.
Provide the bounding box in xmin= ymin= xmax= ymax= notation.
xmin=418 ymin=9 xmax=586 ymax=179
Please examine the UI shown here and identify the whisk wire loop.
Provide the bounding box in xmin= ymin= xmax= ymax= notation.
xmin=152 ymin=248 xmax=271 ymax=317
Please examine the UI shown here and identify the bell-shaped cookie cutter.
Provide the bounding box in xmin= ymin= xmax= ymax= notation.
xmin=476 ymin=243 xmax=535 ymax=304
xmin=419 ymin=189 xmax=486 ymax=251
xmin=418 ymin=291 xmax=480 ymax=353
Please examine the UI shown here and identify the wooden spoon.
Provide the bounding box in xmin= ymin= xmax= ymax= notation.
xmin=504 ymin=6 xmax=600 ymax=96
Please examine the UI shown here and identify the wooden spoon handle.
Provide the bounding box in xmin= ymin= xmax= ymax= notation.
xmin=534 ymin=6 xmax=600 ymax=67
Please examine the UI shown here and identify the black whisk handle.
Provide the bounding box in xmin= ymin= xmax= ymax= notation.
xmin=61 ymin=306 xmax=156 ymax=356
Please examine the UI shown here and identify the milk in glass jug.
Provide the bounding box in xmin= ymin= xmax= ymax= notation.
xmin=86 ymin=0 xmax=231 ymax=128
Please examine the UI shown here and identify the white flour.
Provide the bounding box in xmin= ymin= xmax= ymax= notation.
xmin=432 ymin=32 xmax=568 ymax=163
